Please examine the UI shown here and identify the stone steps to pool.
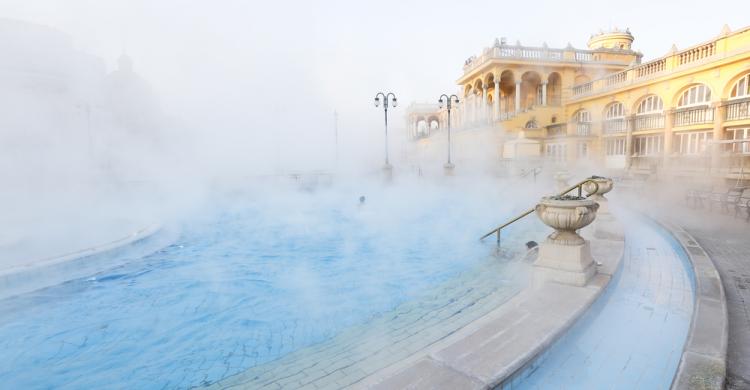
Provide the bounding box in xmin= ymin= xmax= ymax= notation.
xmin=209 ymin=257 xmax=529 ymax=389
xmin=359 ymin=237 xmax=624 ymax=390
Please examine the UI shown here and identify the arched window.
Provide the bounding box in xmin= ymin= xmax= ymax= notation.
xmin=604 ymin=102 xmax=627 ymax=133
xmin=674 ymin=85 xmax=715 ymax=125
xmin=525 ymin=119 xmax=538 ymax=129
xmin=730 ymin=73 xmax=750 ymax=100
xmin=605 ymin=102 xmax=625 ymax=119
xmin=636 ymin=95 xmax=664 ymax=114
xmin=573 ymin=110 xmax=591 ymax=123
xmin=573 ymin=109 xmax=591 ymax=136
xmin=677 ymin=84 xmax=711 ymax=107
xmin=634 ymin=95 xmax=665 ymax=130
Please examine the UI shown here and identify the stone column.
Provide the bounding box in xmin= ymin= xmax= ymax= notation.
xmin=663 ymin=110 xmax=673 ymax=171
xmin=472 ymin=94 xmax=477 ymax=124
xmin=482 ymin=89 xmax=488 ymax=123
xmin=515 ymin=81 xmax=521 ymax=113
xmin=625 ymin=116 xmax=634 ymax=170
xmin=493 ymin=80 xmax=500 ymax=121
xmin=711 ymin=102 xmax=725 ymax=174
xmin=541 ymin=81 xmax=548 ymax=106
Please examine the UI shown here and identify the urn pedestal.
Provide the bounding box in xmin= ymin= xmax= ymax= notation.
xmin=582 ymin=176 xmax=613 ymax=216
xmin=582 ymin=176 xmax=622 ymax=239
xmin=533 ymin=196 xmax=599 ymax=287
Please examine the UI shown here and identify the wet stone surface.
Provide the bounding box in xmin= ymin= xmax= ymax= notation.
xmin=681 ymin=213 xmax=750 ymax=390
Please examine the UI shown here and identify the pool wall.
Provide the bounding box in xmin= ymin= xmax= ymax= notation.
xmin=0 ymin=224 xmax=169 ymax=300
xmin=657 ymin=219 xmax=728 ymax=390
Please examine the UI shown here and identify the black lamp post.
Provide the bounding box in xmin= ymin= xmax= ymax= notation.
xmin=374 ymin=92 xmax=397 ymax=169
xmin=439 ymin=94 xmax=459 ymax=173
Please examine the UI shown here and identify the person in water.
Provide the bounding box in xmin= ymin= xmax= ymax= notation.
xmin=522 ymin=240 xmax=539 ymax=262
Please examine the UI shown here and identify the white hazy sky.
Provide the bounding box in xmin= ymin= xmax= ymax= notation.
xmin=0 ymin=0 xmax=746 ymax=167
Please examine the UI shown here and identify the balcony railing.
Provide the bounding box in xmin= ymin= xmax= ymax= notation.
xmin=603 ymin=118 xmax=628 ymax=134
xmin=546 ymin=123 xmax=567 ymax=138
xmin=635 ymin=59 xmax=666 ymax=78
xmin=462 ymin=44 xmax=610 ymax=74
xmin=570 ymin=34 xmax=731 ymax=98
xmin=604 ymin=71 xmax=627 ymax=87
xmin=633 ymin=114 xmax=665 ymax=131
xmin=572 ymin=82 xmax=593 ymax=95
xmin=575 ymin=122 xmax=592 ymax=136
xmin=678 ymin=42 xmax=715 ymax=66
xmin=673 ymin=107 xmax=715 ymax=126
xmin=725 ymin=99 xmax=750 ymax=121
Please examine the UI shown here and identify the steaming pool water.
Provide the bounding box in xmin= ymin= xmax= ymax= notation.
xmin=0 ymin=186 xmax=539 ymax=389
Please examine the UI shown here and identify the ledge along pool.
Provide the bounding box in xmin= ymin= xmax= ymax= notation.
xmin=0 ymin=187 xmax=539 ymax=389
xmin=513 ymin=214 xmax=695 ymax=390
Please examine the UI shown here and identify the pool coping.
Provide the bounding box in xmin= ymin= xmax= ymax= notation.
xmin=658 ymin=220 xmax=729 ymax=390
xmin=358 ymin=230 xmax=626 ymax=389
xmin=0 ymin=224 xmax=164 ymax=300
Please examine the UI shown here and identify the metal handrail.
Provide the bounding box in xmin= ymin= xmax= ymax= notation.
xmin=480 ymin=178 xmax=601 ymax=246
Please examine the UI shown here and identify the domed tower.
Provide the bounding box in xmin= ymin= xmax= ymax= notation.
xmin=587 ymin=28 xmax=634 ymax=50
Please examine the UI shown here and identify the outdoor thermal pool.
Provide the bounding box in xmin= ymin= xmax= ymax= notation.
xmin=0 ymin=183 xmax=544 ymax=389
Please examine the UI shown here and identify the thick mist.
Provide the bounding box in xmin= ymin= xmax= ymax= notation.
xmin=1 ymin=0 xmax=747 ymax=268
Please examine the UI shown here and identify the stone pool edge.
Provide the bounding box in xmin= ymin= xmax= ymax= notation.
xmin=0 ymin=223 xmax=166 ymax=300
xmin=357 ymin=234 xmax=626 ymax=389
xmin=657 ymin=220 xmax=728 ymax=390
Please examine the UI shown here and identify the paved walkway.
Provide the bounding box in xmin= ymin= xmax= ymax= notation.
xmin=671 ymin=209 xmax=750 ymax=390
xmin=514 ymin=216 xmax=693 ymax=390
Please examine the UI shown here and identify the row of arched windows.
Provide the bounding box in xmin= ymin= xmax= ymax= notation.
xmin=572 ymin=74 xmax=750 ymax=124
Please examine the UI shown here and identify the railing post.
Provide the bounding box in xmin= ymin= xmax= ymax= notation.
xmin=496 ymin=230 xmax=501 ymax=247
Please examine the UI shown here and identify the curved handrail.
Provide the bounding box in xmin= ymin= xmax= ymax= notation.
xmin=480 ymin=178 xmax=602 ymax=244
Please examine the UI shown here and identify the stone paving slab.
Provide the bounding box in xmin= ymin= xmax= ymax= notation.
xmin=665 ymin=210 xmax=750 ymax=390
xmin=370 ymin=358 xmax=483 ymax=390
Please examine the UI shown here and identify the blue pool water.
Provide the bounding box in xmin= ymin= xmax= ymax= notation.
xmin=514 ymin=215 xmax=695 ymax=389
xmin=0 ymin=187 xmax=536 ymax=389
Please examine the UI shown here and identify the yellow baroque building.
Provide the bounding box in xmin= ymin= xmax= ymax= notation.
xmin=406 ymin=25 xmax=750 ymax=182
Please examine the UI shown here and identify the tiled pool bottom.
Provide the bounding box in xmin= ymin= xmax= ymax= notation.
xmin=513 ymin=216 xmax=695 ymax=390
xmin=0 ymin=189 xmax=541 ymax=389
xmin=213 ymin=259 xmax=528 ymax=389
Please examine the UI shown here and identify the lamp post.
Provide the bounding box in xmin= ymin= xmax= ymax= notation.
xmin=374 ymin=92 xmax=397 ymax=173
xmin=439 ymin=94 xmax=459 ymax=174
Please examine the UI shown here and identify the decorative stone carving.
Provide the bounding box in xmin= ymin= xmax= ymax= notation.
xmin=533 ymin=195 xmax=599 ymax=287
xmin=582 ymin=176 xmax=623 ymax=239
xmin=582 ymin=176 xmax=613 ymax=215
xmin=535 ymin=196 xmax=598 ymax=245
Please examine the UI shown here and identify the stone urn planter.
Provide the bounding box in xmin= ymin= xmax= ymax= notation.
xmin=533 ymin=195 xmax=600 ymax=286
xmin=535 ymin=195 xmax=599 ymax=245
xmin=582 ymin=176 xmax=613 ymax=200
xmin=582 ymin=175 xmax=614 ymax=217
